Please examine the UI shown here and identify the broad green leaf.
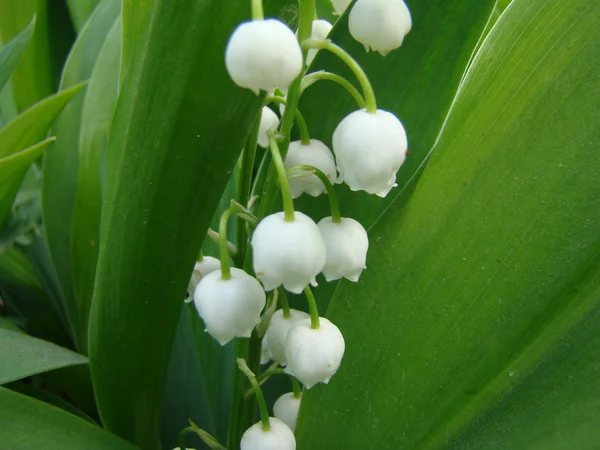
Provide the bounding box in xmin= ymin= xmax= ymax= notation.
xmin=88 ymin=1 xmax=269 ymax=447
xmin=0 ymin=138 xmax=54 ymax=231
xmin=0 ymin=82 xmax=85 ymax=160
xmin=0 ymin=327 xmax=87 ymax=384
xmin=66 ymin=0 xmax=101 ymax=32
xmin=0 ymin=18 xmax=33 ymax=94
xmin=0 ymin=387 xmax=138 ymax=450
xmin=0 ymin=246 xmax=42 ymax=290
xmin=296 ymin=0 xmax=600 ymax=448
xmin=0 ymin=1 xmax=53 ymax=111
xmin=70 ymin=17 xmax=122 ymax=356
xmin=41 ymin=0 xmax=121 ymax=353
xmin=291 ymin=0 xmax=495 ymax=312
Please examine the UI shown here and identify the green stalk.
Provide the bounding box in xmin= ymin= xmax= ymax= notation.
xmin=304 ymin=286 xmax=321 ymax=329
xmin=302 ymin=39 xmax=377 ymax=113
xmin=251 ymin=0 xmax=264 ymax=20
xmin=267 ymin=131 xmax=295 ymax=222
xmin=218 ymin=208 xmax=234 ymax=280
xmin=279 ymin=287 xmax=292 ymax=318
xmin=302 ymin=71 xmax=366 ymax=109
xmin=265 ymin=96 xmax=311 ymax=144
xmin=291 ymin=377 xmax=302 ymax=398
xmin=290 ymin=164 xmax=341 ymax=222
xmin=237 ymin=359 xmax=271 ymax=431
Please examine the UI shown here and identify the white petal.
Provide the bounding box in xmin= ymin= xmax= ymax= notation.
xmin=273 ymin=392 xmax=301 ymax=432
xmin=265 ymin=309 xmax=310 ymax=365
xmin=306 ymin=19 xmax=333 ymax=66
xmin=331 ymin=0 xmax=353 ymax=15
xmin=284 ymin=140 xmax=337 ymax=199
xmin=240 ymin=418 xmax=295 ymax=450
xmin=258 ymin=107 xmax=280 ymax=148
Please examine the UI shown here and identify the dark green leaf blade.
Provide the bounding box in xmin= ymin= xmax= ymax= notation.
xmin=0 ymin=18 xmax=33 ymax=94
xmin=88 ymin=1 xmax=265 ymax=448
xmin=66 ymin=0 xmax=101 ymax=32
xmin=296 ymin=0 xmax=600 ymax=448
xmin=0 ymin=387 xmax=138 ymax=450
xmin=0 ymin=327 xmax=87 ymax=384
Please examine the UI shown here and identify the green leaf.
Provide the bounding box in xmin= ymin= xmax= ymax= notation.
xmin=0 ymin=18 xmax=33 ymax=94
xmin=0 ymin=82 xmax=85 ymax=160
xmin=88 ymin=1 xmax=267 ymax=448
xmin=41 ymin=0 xmax=121 ymax=353
xmin=66 ymin=0 xmax=101 ymax=32
xmin=0 ymin=327 xmax=87 ymax=384
xmin=0 ymin=138 xmax=54 ymax=231
xmin=0 ymin=387 xmax=138 ymax=449
xmin=0 ymin=1 xmax=54 ymax=111
xmin=296 ymin=0 xmax=600 ymax=448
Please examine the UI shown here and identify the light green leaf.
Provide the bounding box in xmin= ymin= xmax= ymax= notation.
xmin=0 ymin=327 xmax=87 ymax=384
xmin=0 ymin=387 xmax=138 ymax=449
xmin=0 ymin=18 xmax=33 ymax=94
xmin=0 ymin=138 xmax=54 ymax=231
xmin=0 ymin=1 xmax=53 ymax=111
xmin=296 ymin=0 xmax=600 ymax=448
xmin=66 ymin=0 xmax=101 ymax=32
xmin=41 ymin=0 xmax=121 ymax=353
xmin=0 ymin=82 xmax=85 ymax=160
xmin=88 ymin=0 xmax=272 ymax=447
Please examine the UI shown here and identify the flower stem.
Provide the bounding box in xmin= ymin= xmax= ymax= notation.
xmin=251 ymin=0 xmax=264 ymax=20
xmin=267 ymin=131 xmax=295 ymax=222
xmin=218 ymin=208 xmax=235 ymax=280
xmin=237 ymin=358 xmax=271 ymax=431
xmin=279 ymin=287 xmax=291 ymax=318
xmin=289 ymin=165 xmax=341 ymax=223
xmin=291 ymin=377 xmax=302 ymax=398
xmin=303 ymin=286 xmax=320 ymax=329
xmin=302 ymin=71 xmax=366 ymax=109
xmin=302 ymin=39 xmax=377 ymax=113
xmin=178 ymin=426 xmax=194 ymax=450
xmin=265 ymin=96 xmax=311 ymax=145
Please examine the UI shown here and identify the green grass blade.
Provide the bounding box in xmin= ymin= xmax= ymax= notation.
xmin=0 ymin=18 xmax=34 ymax=94
xmin=296 ymin=0 xmax=600 ymax=447
xmin=41 ymin=0 xmax=121 ymax=353
xmin=88 ymin=1 xmax=266 ymax=447
xmin=0 ymin=387 xmax=138 ymax=449
xmin=66 ymin=0 xmax=101 ymax=32
xmin=0 ymin=327 xmax=87 ymax=384
xmin=0 ymin=1 xmax=54 ymax=111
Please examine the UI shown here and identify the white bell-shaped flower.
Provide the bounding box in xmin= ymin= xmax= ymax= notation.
xmin=318 ymin=217 xmax=369 ymax=282
xmin=273 ymin=392 xmax=301 ymax=432
xmin=349 ymin=0 xmax=412 ymax=55
xmin=331 ymin=0 xmax=352 ymax=15
xmin=258 ymin=107 xmax=280 ymax=148
xmin=194 ymin=268 xmax=266 ymax=345
xmin=185 ymin=256 xmax=221 ymax=302
xmin=260 ymin=337 xmax=272 ymax=365
xmin=225 ymin=19 xmax=303 ymax=94
xmin=284 ymin=140 xmax=338 ymax=199
xmin=240 ymin=418 xmax=295 ymax=450
xmin=284 ymin=318 xmax=345 ymax=388
xmin=251 ymin=211 xmax=326 ymax=294
xmin=306 ymin=20 xmax=333 ymax=66
xmin=332 ymin=109 xmax=407 ymax=197
xmin=265 ymin=309 xmax=310 ymax=365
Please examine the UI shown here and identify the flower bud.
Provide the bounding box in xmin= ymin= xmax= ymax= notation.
xmin=273 ymin=392 xmax=301 ymax=432
xmin=258 ymin=106 xmax=280 ymax=148
xmin=260 ymin=337 xmax=272 ymax=365
xmin=241 ymin=418 xmax=295 ymax=450
xmin=349 ymin=0 xmax=412 ymax=55
xmin=333 ymin=109 xmax=407 ymax=197
xmin=185 ymin=256 xmax=221 ymax=302
xmin=193 ymin=268 xmax=266 ymax=345
xmin=331 ymin=0 xmax=352 ymax=15
xmin=284 ymin=318 xmax=345 ymax=388
xmin=265 ymin=309 xmax=310 ymax=365
xmin=306 ymin=20 xmax=333 ymax=66
xmin=318 ymin=217 xmax=368 ymax=282
xmin=225 ymin=20 xmax=303 ymax=94
xmin=284 ymin=140 xmax=338 ymax=199
xmin=252 ymin=212 xmax=326 ymax=294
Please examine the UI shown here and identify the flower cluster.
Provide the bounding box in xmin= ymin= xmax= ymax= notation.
xmin=188 ymin=0 xmax=412 ymax=448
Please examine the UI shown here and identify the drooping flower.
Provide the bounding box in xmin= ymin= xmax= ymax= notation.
xmin=318 ymin=217 xmax=369 ymax=282
xmin=251 ymin=212 xmax=326 ymax=294
xmin=349 ymin=0 xmax=412 ymax=55
xmin=284 ymin=140 xmax=338 ymax=198
xmin=332 ymin=108 xmax=407 ymax=197
xmin=225 ymin=19 xmax=303 ymax=94
xmin=193 ymin=268 xmax=266 ymax=345
xmin=240 ymin=418 xmax=296 ymax=450
xmin=185 ymin=256 xmax=221 ymax=302
xmin=306 ymin=20 xmax=333 ymax=66
xmin=260 ymin=337 xmax=273 ymax=365
xmin=265 ymin=309 xmax=310 ymax=365
xmin=331 ymin=0 xmax=353 ymax=15
xmin=258 ymin=107 xmax=280 ymax=148
xmin=285 ymin=318 xmax=345 ymax=388
xmin=273 ymin=392 xmax=302 ymax=432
